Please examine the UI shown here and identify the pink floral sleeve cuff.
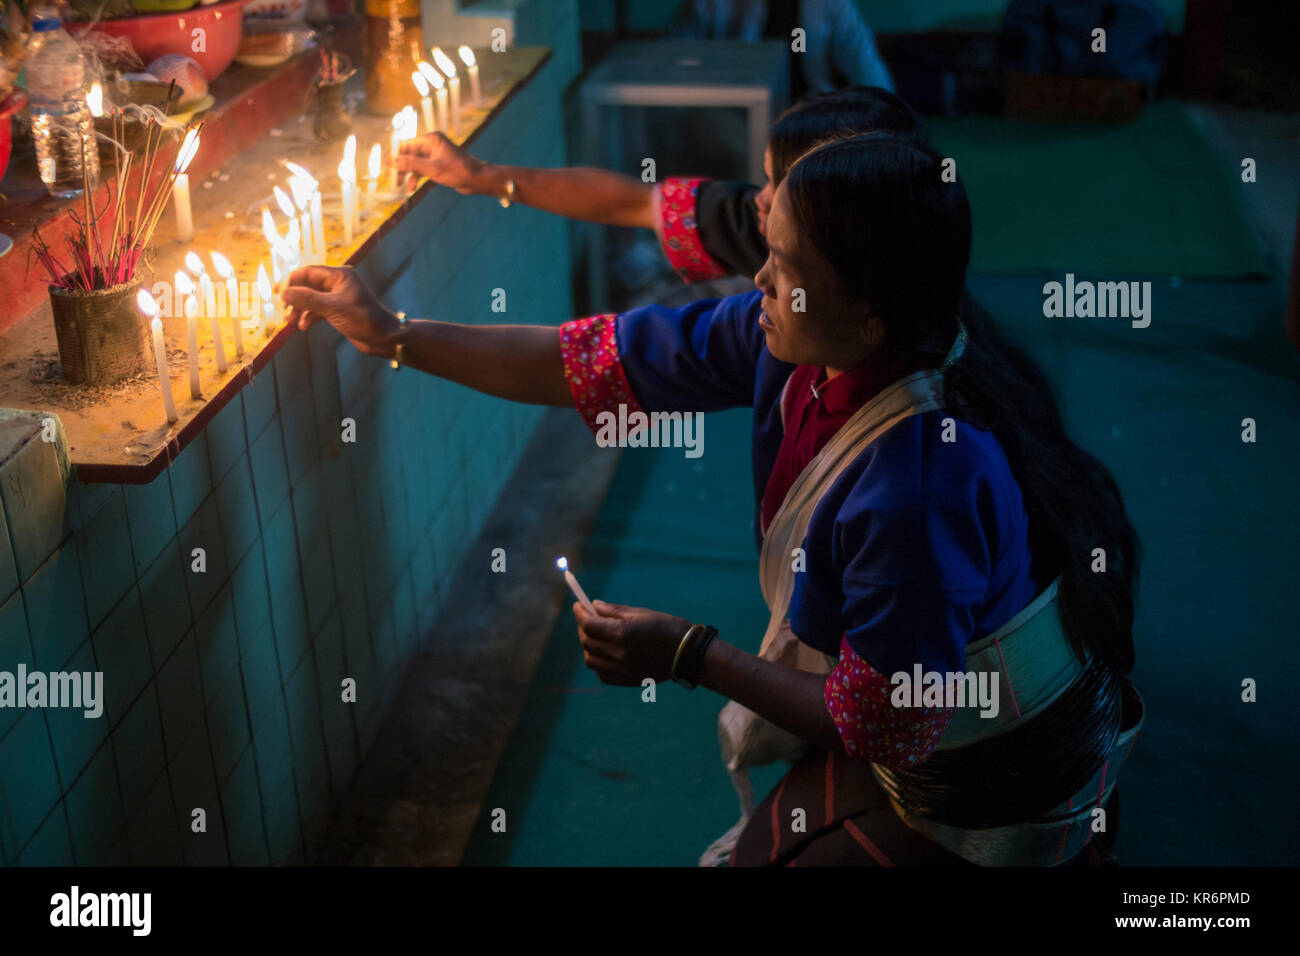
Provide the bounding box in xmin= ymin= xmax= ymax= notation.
xmin=825 ymin=635 xmax=956 ymax=770
xmin=559 ymin=314 xmax=646 ymax=436
xmin=656 ymin=177 xmax=729 ymax=284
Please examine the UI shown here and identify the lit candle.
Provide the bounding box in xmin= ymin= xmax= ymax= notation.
xmin=389 ymin=107 xmax=417 ymax=192
xmin=338 ymin=143 xmax=357 ymax=247
xmin=209 ymin=251 xmax=243 ymax=357
xmin=555 ymin=556 xmax=596 ymax=615
xmin=256 ymin=262 xmax=273 ymax=330
xmin=139 ymin=290 xmax=177 ymax=423
xmin=289 ymin=177 xmax=316 ymax=264
xmin=261 ymin=206 xmax=282 ymax=279
xmin=458 ymin=46 xmax=481 ymax=106
xmin=366 ymin=143 xmax=381 ymax=212
xmin=389 ymin=112 xmax=402 ymax=193
xmin=284 ymin=162 xmax=325 ymax=268
xmin=432 ymin=47 xmax=460 ymax=134
xmin=412 ymin=71 xmax=435 ymax=133
xmin=189 ymin=253 xmax=227 ymax=374
xmin=272 ymin=187 xmax=299 ymax=261
xmin=175 ymin=270 xmax=200 ymax=398
xmin=419 ymin=62 xmax=448 ymax=134
xmin=173 ymin=128 xmax=200 ymax=242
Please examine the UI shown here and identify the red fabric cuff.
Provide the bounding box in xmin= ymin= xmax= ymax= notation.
xmin=824 ymin=635 xmax=956 ymax=770
xmin=558 ymin=314 xmax=646 ymax=437
xmin=657 ymin=177 xmax=729 ymax=284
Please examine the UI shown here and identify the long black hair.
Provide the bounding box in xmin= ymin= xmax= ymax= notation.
xmin=783 ymin=134 xmax=1140 ymax=675
xmin=768 ymin=86 xmax=925 ymax=187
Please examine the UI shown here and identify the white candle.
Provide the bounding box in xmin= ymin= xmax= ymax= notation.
xmin=191 ymin=260 xmax=228 ymax=375
xmin=412 ymin=72 xmax=435 ymax=133
xmin=173 ymin=173 xmax=193 ymax=242
xmin=555 ymin=556 xmax=596 ymax=615
xmin=272 ymin=187 xmax=299 ymax=261
xmin=139 ymin=291 xmax=177 ymax=423
xmin=175 ymin=270 xmax=200 ymax=398
xmin=339 ymin=160 xmax=357 ymax=247
xmin=389 ymin=113 xmax=401 ymax=193
xmin=419 ymin=63 xmax=449 ymax=134
xmin=389 ymin=107 xmax=417 ymax=192
xmin=172 ymin=128 xmax=200 ymax=242
xmin=256 ymin=263 xmax=272 ymax=330
xmin=210 ymin=251 xmax=242 ymax=357
xmin=366 ymin=143 xmax=381 ymax=212
xmin=262 ymin=206 xmax=282 ymax=279
xmin=284 ymin=162 xmax=325 ymax=266
xmin=458 ymin=46 xmax=481 ymax=106
xmin=432 ymin=48 xmax=460 ymax=134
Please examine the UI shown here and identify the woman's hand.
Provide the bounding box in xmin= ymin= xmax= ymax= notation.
xmin=281 ymin=265 xmax=402 ymax=357
xmin=573 ymin=600 xmax=693 ymax=686
xmin=395 ymin=132 xmax=487 ymax=194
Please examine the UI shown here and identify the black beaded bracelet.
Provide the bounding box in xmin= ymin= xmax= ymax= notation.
xmin=673 ymin=625 xmax=718 ymax=690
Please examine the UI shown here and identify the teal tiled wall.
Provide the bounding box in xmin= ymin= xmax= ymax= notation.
xmin=0 ymin=0 xmax=578 ymax=865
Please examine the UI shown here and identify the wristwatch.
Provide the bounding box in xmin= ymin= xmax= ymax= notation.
xmin=390 ymin=311 xmax=407 ymax=370
xmin=499 ymin=177 xmax=516 ymax=208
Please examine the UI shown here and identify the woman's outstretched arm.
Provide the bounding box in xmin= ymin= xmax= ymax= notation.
xmin=395 ymin=132 xmax=657 ymax=230
xmin=281 ymin=265 xmax=571 ymax=406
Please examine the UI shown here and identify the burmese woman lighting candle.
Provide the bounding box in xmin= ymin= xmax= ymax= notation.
xmin=175 ymin=270 xmax=201 ymax=398
xmin=173 ymin=128 xmax=200 ymax=242
xmin=412 ymin=71 xmax=435 ymax=133
xmin=432 ymin=47 xmax=460 ymax=134
xmin=458 ymin=46 xmax=481 ymax=105
xmin=555 ymin=556 xmax=596 ymax=615
xmin=139 ymin=290 xmax=178 ymax=423
xmin=418 ymin=62 xmax=448 ymax=134
xmin=210 ymin=251 xmax=243 ymax=357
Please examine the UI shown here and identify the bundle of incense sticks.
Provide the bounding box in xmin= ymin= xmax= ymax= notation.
xmin=32 ymin=99 xmax=202 ymax=292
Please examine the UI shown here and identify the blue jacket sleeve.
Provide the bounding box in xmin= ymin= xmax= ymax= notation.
xmin=615 ymin=290 xmax=767 ymax=413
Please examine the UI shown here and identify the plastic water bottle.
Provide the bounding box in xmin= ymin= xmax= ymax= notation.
xmin=25 ymin=14 xmax=99 ymax=199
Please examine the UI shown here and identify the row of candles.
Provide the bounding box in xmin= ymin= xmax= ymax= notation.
xmin=150 ymin=45 xmax=485 ymax=425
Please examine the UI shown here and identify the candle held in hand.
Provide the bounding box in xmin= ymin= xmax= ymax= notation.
xmin=556 ymin=556 xmax=597 ymax=615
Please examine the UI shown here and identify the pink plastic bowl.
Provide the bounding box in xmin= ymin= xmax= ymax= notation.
xmin=75 ymin=0 xmax=252 ymax=83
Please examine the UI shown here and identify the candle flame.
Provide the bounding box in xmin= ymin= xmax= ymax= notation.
xmin=184 ymin=250 xmax=205 ymax=274
xmin=86 ymin=82 xmax=104 ymax=117
xmin=398 ymin=106 xmax=418 ymax=140
xmin=137 ymin=288 xmax=160 ymax=317
xmin=343 ymin=134 xmax=356 ymax=165
xmin=555 ymin=556 xmax=568 ymax=571
xmin=257 ymin=262 xmax=271 ymax=298
xmin=174 ymin=270 xmax=193 ymax=296
xmin=151 ymin=316 xmax=163 ymax=335
xmin=288 ymin=177 xmax=311 ymax=212
xmin=338 ymin=155 xmax=356 ymax=184
xmin=175 ymin=128 xmax=200 ymax=174
xmin=283 ymin=161 xmax=318 ymax=189
xmin=412 ymin=71 xmax=429 ymax=97
xmin=432 ymin=47 xmax=457 ymax=77
xmin=367 ymin=143 xmax=382 ymax=180
xmin=261 ymin=207 xmax=281 ymax=245
xmin=417 ymin=60 xmax=444 ymax=89
xmin=272 ymin=185 xmax=296 ymax=218
xmin=210 ymin=251 xmax=234 ymax=279
xmin=458 ymin=45 xmax=476 ymax=68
